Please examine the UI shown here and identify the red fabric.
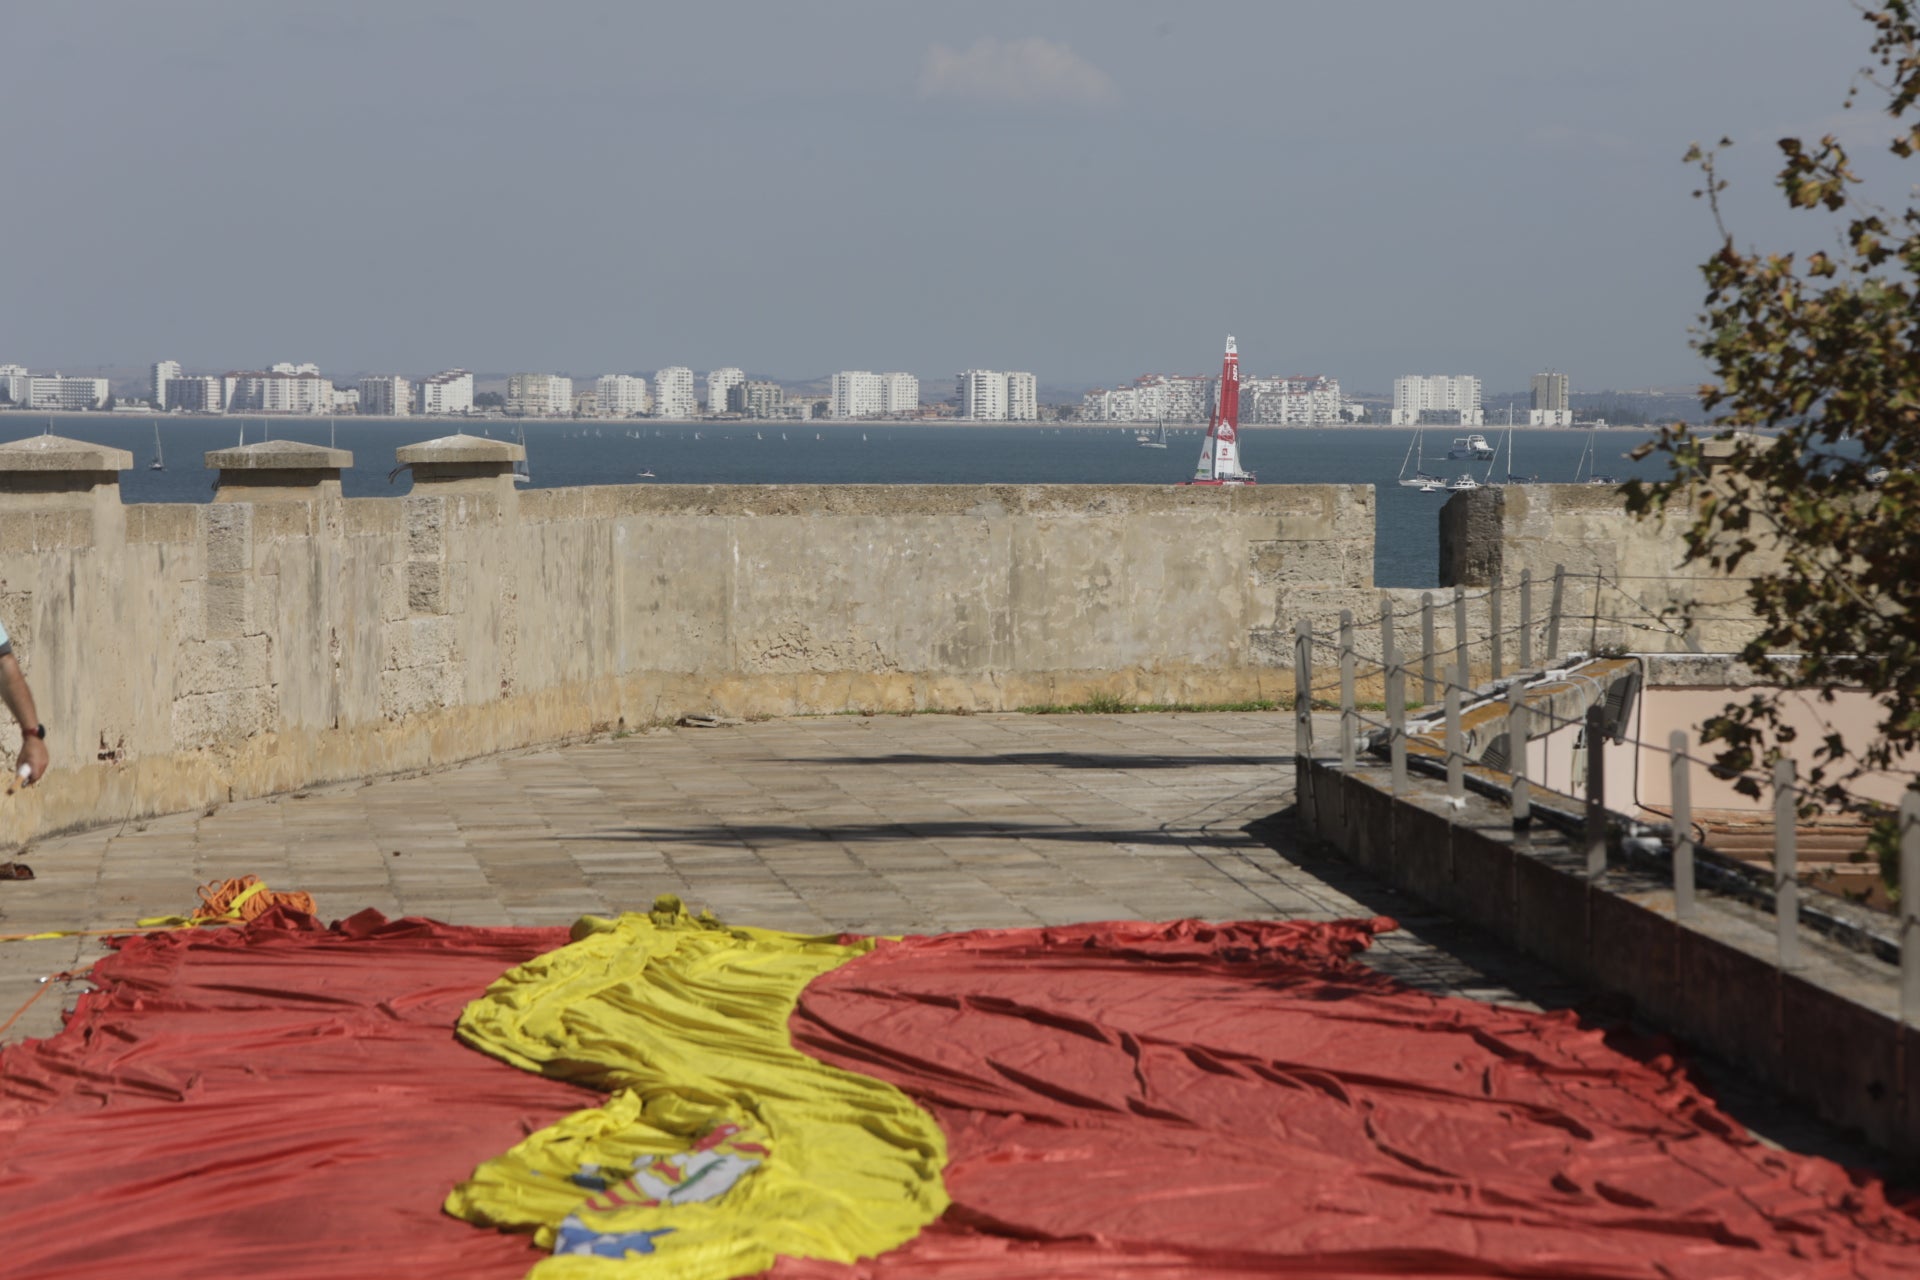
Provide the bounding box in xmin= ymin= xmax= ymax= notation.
xmin=0 ymin=909 xmax=580 ymax=1280
xmin=779 ymin=918 xmax=1920 ymax=1279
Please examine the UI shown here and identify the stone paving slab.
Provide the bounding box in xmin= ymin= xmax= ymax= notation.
xmin=0 ymin=709 xmax=1888 ymax=1174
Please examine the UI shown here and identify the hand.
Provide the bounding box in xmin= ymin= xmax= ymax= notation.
xmin=16 ymin=734 xmax=47 ymax=786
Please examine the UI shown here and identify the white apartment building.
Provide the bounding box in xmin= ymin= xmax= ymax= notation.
xmin=958 ymin=369 xmax=1041 ymax=420
xmin=507 ymin=373 xmax=574 ymax=417
xmin=0 ymin=365 xmax=27 ymax=406
xmin=1244 ymin=375 xmax=1343 ymax=424
xmin=1390 ymin=374 xmax=1483 ymax=426
xmin=331 ymin=386 xmax=361 ymax=413
xmin=1005 ymin=372 xmax=1037 ymax=422
xmin=706 ymin=367 xmax=744 ymax=416
xmin=151 ymin=360 xmax=181 ymax=409
xmin=878 ymin=372 xmax=919 ymax=416
xmin=224 ymin=365 xmax=330 ymax=414
xmin=731 ymin=380 xmax=783 ymax=417
xmin=596 ymin=374 xmax=650 ymax=417
xmin=359 ymin=375 xmax=411 ymax=416
xmin=1081 ymin=374 xmax=1216 ymax=423
xmin=654 ymin=366 xmax=696 ymax=418
xmin=25 ymin=375 xmax=110 ymax=410
xmin=165 ymin=375 xmax=223 ymax=413
xmin=1529 ymin=371 xmax=1572 ymax=426
xmin=417 ymin=370 xmax=474 ymax=415
xmin=830 ymin=371 xmax=883 ymax=418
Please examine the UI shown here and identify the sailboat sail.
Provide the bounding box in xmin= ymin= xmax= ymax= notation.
xmin=1187 ymin=335 xmax=1256 ymax=485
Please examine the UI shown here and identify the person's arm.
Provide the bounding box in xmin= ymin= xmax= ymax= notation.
xmin=0 ymin=653 xmax=48 ymax=785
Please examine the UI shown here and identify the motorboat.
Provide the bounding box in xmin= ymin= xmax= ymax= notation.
xmin=1446 ymin=433 xmax=1496 ymax=460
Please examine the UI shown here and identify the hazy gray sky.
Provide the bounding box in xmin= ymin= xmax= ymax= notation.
xmin=2 ymin=1 xmax=1891 ymax=391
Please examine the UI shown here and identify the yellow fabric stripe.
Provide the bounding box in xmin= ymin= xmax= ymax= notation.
xmin=445 ymin=896 xmax=948 ymax=1279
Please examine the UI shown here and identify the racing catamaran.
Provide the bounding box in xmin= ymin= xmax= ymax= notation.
xmin=1183 ymin=335 xmax=1257 ymax=486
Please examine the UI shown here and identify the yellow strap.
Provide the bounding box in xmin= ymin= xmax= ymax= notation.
xmin=218 ymin=881 xmax=269 ymax=918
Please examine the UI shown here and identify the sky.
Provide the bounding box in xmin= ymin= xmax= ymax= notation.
xmin=1 ymin=1 xmax=1899 ymax=392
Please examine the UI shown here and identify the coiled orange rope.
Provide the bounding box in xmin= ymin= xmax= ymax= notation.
xmin=192 ymin=875 xmax=315 ymax=923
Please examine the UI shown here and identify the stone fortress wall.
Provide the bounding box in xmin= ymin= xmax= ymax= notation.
xmin=0 ymin=434 xmax=1377 ymax=846
xmin=0 ymin=431 xmax=1745 ymax=847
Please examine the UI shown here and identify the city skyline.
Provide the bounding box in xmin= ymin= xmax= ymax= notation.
xmin=2 ymin=2 xmax=1879 ymax=392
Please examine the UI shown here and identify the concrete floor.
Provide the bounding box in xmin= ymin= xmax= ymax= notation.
xmin=0 ymin=709 xmax=1885 ymax=1175
xmin=0 ymin=711 xmax=1578 ymax=1041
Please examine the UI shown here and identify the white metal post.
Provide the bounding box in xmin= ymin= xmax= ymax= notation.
xmin=1508 ymin=681 xmax=1530 ymax=833
xmin=1775 ymin=758 xmax=1799 ymax=969
xmin=1421 ymin=592 xmax=1436 ymax=705
xmin=1444 ymin=687 xmax=1464 ymax=806
xmin=1671 ymin=730 xmax=1695 ymax=921
xmin=1584 ymin=703 xmax=1606 ymax=879
xmin=1338 ymin=610 xmax=1356 ymax=769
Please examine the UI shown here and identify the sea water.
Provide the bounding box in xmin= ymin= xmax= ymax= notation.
xmin=3 ymin=416 xmax=1668 ymax=588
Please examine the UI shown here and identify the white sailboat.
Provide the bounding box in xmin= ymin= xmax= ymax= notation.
xmin=1573 ymin=429 xmax=1620 ymax=485
xmin=513 ymin=426 xmax=531 ymax=486
xmin=1182 ymin=335 xmax=1257 ymax=486
xmin=1137 ymin=422 xmax=1169 ymax=449
xmin=149 ymin=421 xmax=165 ymax=471
xmin=1396 ymin=428 xmax=1442 ymax=488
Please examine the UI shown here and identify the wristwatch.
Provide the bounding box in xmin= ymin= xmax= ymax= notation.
xmin=28 ymin=724 xmax=44 ymax=739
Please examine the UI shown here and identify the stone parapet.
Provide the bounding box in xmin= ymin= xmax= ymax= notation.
xmin=207 ymin=439 xmax=353 ymax=502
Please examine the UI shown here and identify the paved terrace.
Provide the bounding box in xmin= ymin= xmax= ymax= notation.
xmin=0 ymin=709 xmax=1874 ymax=1168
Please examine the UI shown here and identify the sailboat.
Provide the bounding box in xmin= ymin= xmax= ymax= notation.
xmin=1181 ymin=335 xmax=1257 ymax=486
xmin=1573 ymin=428 xmax=1619 ymax=485
xmin=1396 ymin=428 xmax=1441 ymax=487
xmin=149 ymin=421 xmax=165 ymax=471
xmin=1137 ymin=422 xmax=1169 ymax=449
xmin=512 ymin=426 xmax=531 ymax=486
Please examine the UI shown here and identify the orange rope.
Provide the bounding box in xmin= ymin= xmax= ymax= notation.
xmin=0 ymin=969 xmax=81 ymax=1040
xmin=193 ymin=875 xmax=315 ymax=923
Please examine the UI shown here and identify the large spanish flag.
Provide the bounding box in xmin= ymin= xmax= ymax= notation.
xmin=2 ymin=899 xmax=1916 ymax=1278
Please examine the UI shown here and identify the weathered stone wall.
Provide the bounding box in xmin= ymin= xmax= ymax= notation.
xmin=0 ymin=439 xmax=1376 ymax=844
xmin=1438 ymin=484 xmax=1764 ymax=653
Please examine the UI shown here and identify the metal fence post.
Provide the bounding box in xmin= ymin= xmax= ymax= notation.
xmin=1453 ymin=586 xmax=1470 ymax=694
xmin=1383 ymin=602 xmax=1407 ymax=796
xmin=1671 ymin=731 xmax=1694 ymax=921
xmin=1584 ymin=703 xmax=1606 ymax=879
xmin=1294 ymin=618 xmax=1315 ymax=828
xmin=1901 ymin=791 xmax=1919 ymax=1026
xmin=1294 ymin=618 xmax=1312 ymax=752
xmin=1508 ymin=681 xmax=1530 ymax=833
xmin=1445 ymin=686 xmax=1464 ymax=806
xmin=1547 ymin=565 xmax=1565 ymax=663
xmin=1519 ymin=568 xmax=1533 ymax=669
xmin=1489 ymin=572 xmax=1504 ymax=682
xmin=1421 ymin=592 xmax=1436 ymax=704
xmin=1338 ymin=610 xmax=1355 ymax=769
xmin=1775 ymin=758 xmax=1799 ymax=969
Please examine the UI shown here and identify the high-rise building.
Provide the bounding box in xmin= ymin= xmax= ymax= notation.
xmin=417 ymin=370 xmax=474 ymax=415
xmin=0 ymin=365 xmax=28 ymax=406
xmin=223 ymin=365 xmax=330 ymax=414
xmin=24 ymin=375 xmax=110 ymax=410
xmin=1390 ymin=375 xmax=1483 ymax=426
xmin=1529 ymin=371 xmax=1572 ymax=426
xmin=731 ymin=380 xmax=783 ymax=417
xmin=359 ymin=375 xmax=411 ymax=417
xmin=878 ymin=372 xmax=919 ymax=416
xmin=151 ymin=360 xmax=181 ymax=409
xmin=1004 ymin=372 xmax=1037 ymax=422
xmin=706 ymin=367 xmax=744 ymax=416
xmin=1244 ymin=375 xmax=1343 ymax=424
xmin=596 ymin=374 xmax=650 ymax=417
xmin=165 ymin=375 xmax=224 ymax=413
xmin=830 ymin=371 xmax=882 ymax=418
xmin=331 ymin=386 xmax=360 ymax=413
xmin=506 ymin=373 xmax=574 ymax=417
xmin=955 ymin=370 xmax=1038 ymax=421
xmin=654 ymin=366 xmax=696 ymax=418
